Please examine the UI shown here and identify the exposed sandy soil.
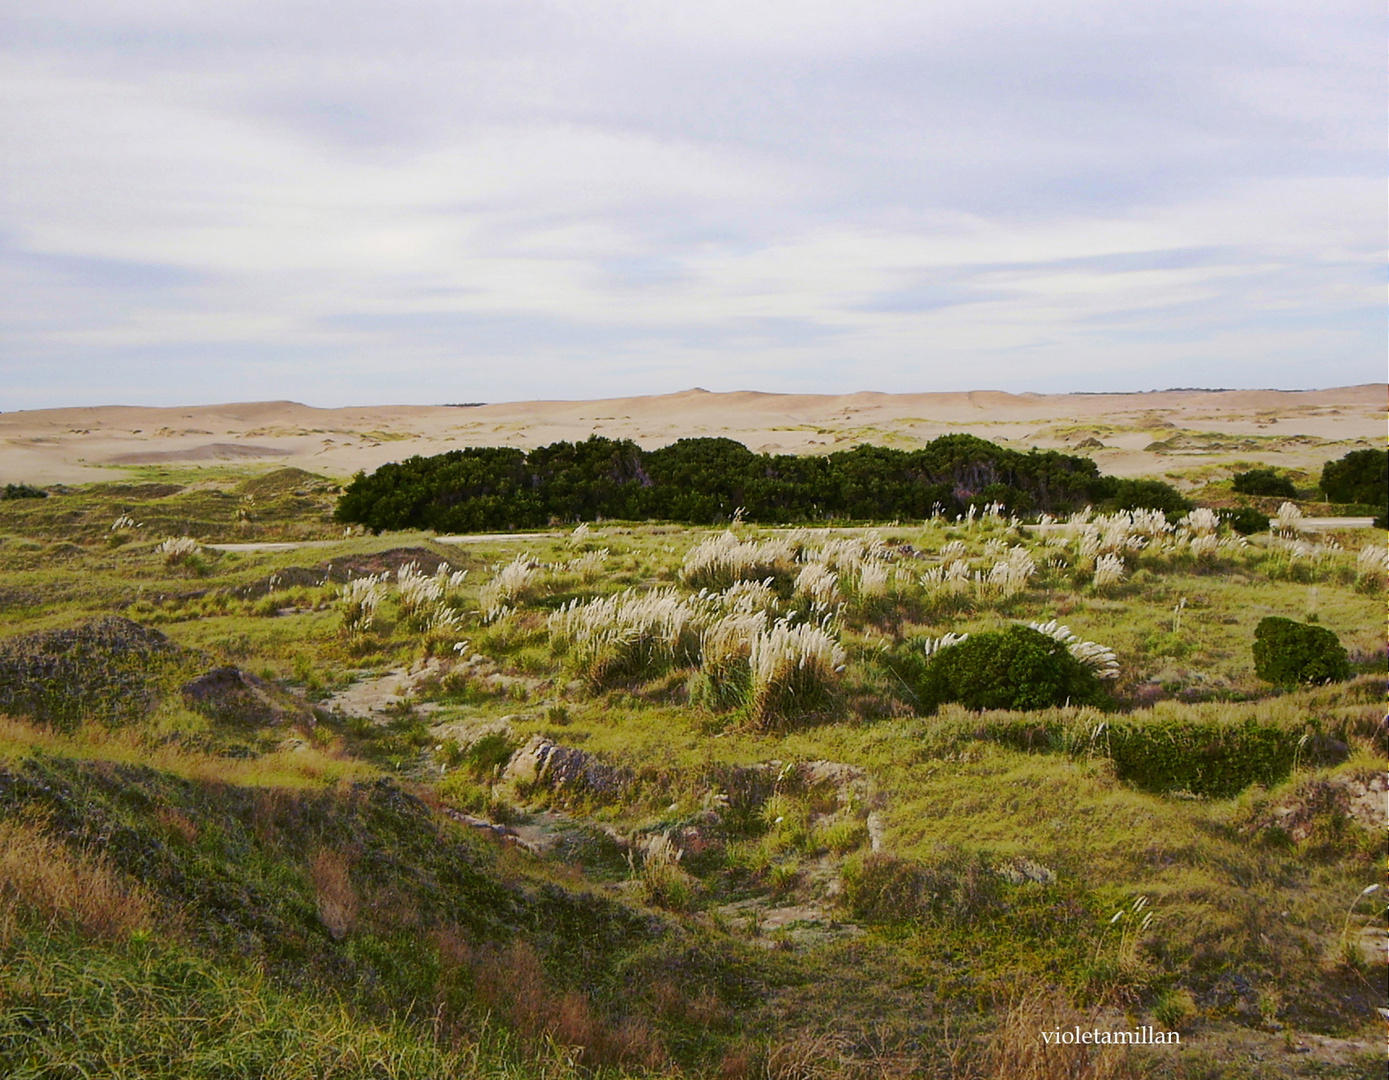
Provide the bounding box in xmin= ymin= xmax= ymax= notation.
xmin=1 ymin=384 xmax=1382 ymax=485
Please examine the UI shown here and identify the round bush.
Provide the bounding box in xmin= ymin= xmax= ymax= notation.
xmin=1231 ymin=469 xmax=1297 ymax=499
xmin=914 ymin=625 xmax=1109 ymax=713
xmin=1220 ymin=506 xmax=1270 ymax=535
xmin=1252 ymin=616 xmax=1350 ymax=686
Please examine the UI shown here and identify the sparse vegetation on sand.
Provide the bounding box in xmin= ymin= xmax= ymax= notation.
xmin=0 ymin=455 xmax=1383 ymax=1079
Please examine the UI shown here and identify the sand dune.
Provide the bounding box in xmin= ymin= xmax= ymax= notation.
xmin=1 ymin=385 xmax=1382 ymax=485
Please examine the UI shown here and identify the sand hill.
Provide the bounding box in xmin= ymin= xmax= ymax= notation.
xmin=1 ymin=384 xmax=1382 ymax=485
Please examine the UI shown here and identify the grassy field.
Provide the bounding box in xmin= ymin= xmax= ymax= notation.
xmin=0 ymin=467 xmax=1383 ymax=1079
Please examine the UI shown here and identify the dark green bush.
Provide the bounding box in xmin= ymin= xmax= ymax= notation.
xmin=1252 ymin=616 xmax=1350 ymax=686
xmin=1105 ymin=720 xmax=1299 ymax=797
xmin=1319 ymin=448 xmax=1387 ymax=506
xmin=1 ymin=483 xmax=47 ymax=500
xmin=1092 ymin=477 xmax=1194 ymax=516
xmin=1230 ymin=469 xmax=1297 ymax=499
xmin=1219 ymin=506 xmax=1270 ymax=535
xmin=908 ymin=625 xmax=1109 ymax=714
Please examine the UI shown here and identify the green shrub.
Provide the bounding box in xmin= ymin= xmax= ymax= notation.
xmin=909 ymin=626 xmax=1109 ymax=714
xmin=1 ymin=483 xmax=47 ymax=500
xmin=1094 ymin=477 xmax=1194 ymax=516
xmin=1230 ymin=469 xmax=1297 ymax=499
xmin=1319 ymin=448 xmax=1387 ymax=506
xmin=1252 ymin=616 xmax=1350 ymax=686
xmin=1105 ymin=719 xmax=1300 ymax=797
xmin=1219 ymin=506 xmax=1269 ymax=535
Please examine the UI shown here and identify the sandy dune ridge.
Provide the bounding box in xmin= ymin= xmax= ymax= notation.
xmin=1 ymin=384 xmax=1383 ymax=485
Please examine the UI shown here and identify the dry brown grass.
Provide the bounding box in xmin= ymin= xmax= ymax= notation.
xmin=309 ymin=847 xmax=359 ymax=939
xmin=0 ymin=814 xmax=154 ymax=942
xmin=764 ymin=1032 xmax=853 ymax=1079
xmin=0 ymin=713 xmax=373 ymax=789
xmin=472 ymin=939 xmax=668 ymax=1070
xmin=985 ymin=993 xmax=1141 ymax=1080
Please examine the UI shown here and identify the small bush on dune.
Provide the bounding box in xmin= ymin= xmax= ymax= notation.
xmin=1250 ymin=613 xmax=1344 ymax=682
xmin=1252 ymin=616 xmax=1350 ymax=686
xmin=1220 ymin=506 xmax=1269 ymax=535
xmin=909 ymin=625 xmax=1111 ymax=714
xmin=840 ymin=850 xmax=1005 ymax=925
xmin=1105 ymin=718 xmax=1303 ymax=797
xmin=2 ymin=483 xmax=47 ymax=500
xmin=1231 ymin=468 xmax=1297 ymax=499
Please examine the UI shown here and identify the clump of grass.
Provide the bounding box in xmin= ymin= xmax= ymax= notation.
xmin=1274 ymin=500 xmax=1304 ymax=536
xmin=985 ymin=545 xmax=1036 ymax=598
xmin=793 ymin=561 xmax=840 ymax=612
xmin=680 ymin=531 xmax=796 ymax=591
xmin=156 ymin=535 xmax=201 ymax=566
xmin=987 ymin=991 xmax=1140 ymax=1080
xmin=1091 ymin=553 xmax=1127 ymax=589
xmin=813 ymin=817 xmax=868 ymax=855
xmin=396 ymin=561 xmax=443 ymax=627
xmin=309 ymin=847 xmax=358 ymax=940
xmin=1354 ymin=542 xmax=1387 ymax=590
xmin=478 ymin=554 xmax=541 ymax=621
xmin=1027 ymin=620 xmax=1120 ymax=680
xmin=1150 ymin=987 xmax=1197 ymax=1032
xmin=713 ymin=577 xmax=779 ymax=616
xmin=437 ymin=773 xmax=519 ymax=823
xmin=564 ymin=548 xmax=609 ymax=582
xmin=747 ymin=619 xmax=846 ymax=730
xmin=0 ymin=930 xmax=503 ymax=1079
xmin=691 ymin=611 xmax=765 ymax=710
xmin=549 ymin=588 xmax=705 ymax=688
xmin=631 ymin=832 xmax=697 ymax=911
xmin=338 ymin=575 xmax=384 ymax=639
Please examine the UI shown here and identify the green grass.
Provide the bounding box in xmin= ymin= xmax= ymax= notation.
xmin=0 ymin=472 xmax=1383 ymax=1077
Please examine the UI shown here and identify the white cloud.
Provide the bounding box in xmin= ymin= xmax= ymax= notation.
xmin=0 ymin=1 xmax=1381 ymax=407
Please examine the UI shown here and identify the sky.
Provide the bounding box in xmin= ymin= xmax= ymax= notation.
xmin=0 ymin=1 xmax=1383 ymax=408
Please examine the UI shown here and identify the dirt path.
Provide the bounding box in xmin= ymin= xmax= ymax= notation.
xmin=324 ymin=659 xmax=447 ymax=719
xmin=209 ymin=531 xmax=566 ymax=553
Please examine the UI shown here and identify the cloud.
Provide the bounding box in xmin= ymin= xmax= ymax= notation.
xmin=0 ymin=0 xmax=1381 ymax=407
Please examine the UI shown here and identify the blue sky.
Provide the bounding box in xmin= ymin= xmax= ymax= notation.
xmin=1 ymin=1 xmax=1382 ymax=407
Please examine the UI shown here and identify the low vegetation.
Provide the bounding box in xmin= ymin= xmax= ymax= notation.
xmin=0 ymin=453 xmax=1382 ymax=1079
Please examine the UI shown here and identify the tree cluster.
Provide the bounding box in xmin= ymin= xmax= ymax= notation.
xmin=1318 ymin=448 xmax=1387 ymax=525
xmin=334 ymin=435 xmax=1193 ymax=532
